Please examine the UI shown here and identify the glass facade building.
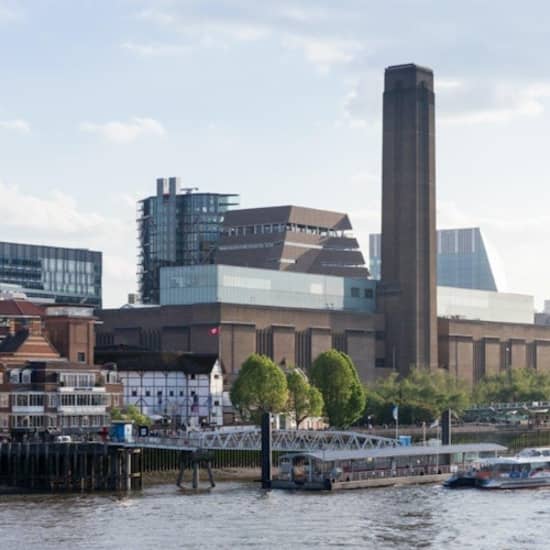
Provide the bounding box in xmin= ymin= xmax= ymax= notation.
xmin=0 ymin=241 xmax=102 ymax=307
xmin=160 ymin=265 xmax=377 ymax=312
xmin=369 ymin=228 xmax=497 ymax=291
xmin=137 ymin=178 xmax=239 ymax=304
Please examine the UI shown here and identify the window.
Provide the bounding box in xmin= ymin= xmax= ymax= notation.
xmin=77 ymin=352 xmax=86 ymax=363
xmin=190 ymin=391 xmax=196 ymax=396
xmin=0 ymin=393 xmax=9 ymax=408
xmin=375 ymin=331 xmax=385 ymax=341
xmin=191 ymin=374 xmax=196 ymax=380
xmin=169 ymin=391 xmax=174 ymax=397
xmin=364 ymin=288 xmax=374 ymax=299
xmin=375 ymin=358 xmax=386 ymax=368
xmin=351 ymin=287 xmax=360 ymax=298
xmin=131 ymin=390 xmax=138 ymax=397
xmin=214 ymin=400 xmax=220 ymax=406
xmin=145 ymin=390 xmax=151 ymax=397
xmin=157 ymin=391 xmax=163 ymax=396
xmin=179 ymin=391 xmax=184 ymax=397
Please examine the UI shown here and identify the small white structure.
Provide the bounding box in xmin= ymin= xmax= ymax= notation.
xmin=102 ymin=351 xmax=224 ymax=428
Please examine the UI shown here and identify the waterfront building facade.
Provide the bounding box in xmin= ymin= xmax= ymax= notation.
xmin=95 ymin=348 xmax=224 ymax=427
xmin=369 ymin=228 xmax=497 ymax=291
xmin=95 ymin=63 xmax=550 ymax=397
xmin=0 ymin=241 xmax=102 ymax=307
xmin=138 ymin=178 xmax=239 ymax=304
xmin=215 ymin=205 xmax=369 ymax=278
xmin=0 ymin=300 xmax=122 ymax=439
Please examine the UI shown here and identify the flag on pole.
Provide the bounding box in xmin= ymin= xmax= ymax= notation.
xmin=392 ymin=405 xmax=399 ymax=421
xmin=429 ymin=418 xmax=439 ymax=429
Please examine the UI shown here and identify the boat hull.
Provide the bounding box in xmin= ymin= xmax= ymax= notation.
xmin=479 ymin=477 xmax=550 ymax=490
xmin=272 ymin=473 xmax=448 ymax=491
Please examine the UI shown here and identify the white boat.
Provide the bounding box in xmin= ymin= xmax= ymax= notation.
xmin=476 ymin=447 xmax=550 ymax=489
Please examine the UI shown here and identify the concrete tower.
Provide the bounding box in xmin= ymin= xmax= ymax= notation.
xmin=380 ymin=63 xmax=438 ymax=373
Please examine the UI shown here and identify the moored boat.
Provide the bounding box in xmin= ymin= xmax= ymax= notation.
xmin=475 ymin=447 xmax=550 ymax=489
xmin=272 ymin=443 xmax=505 ymax=491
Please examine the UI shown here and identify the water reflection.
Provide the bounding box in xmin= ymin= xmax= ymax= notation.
xmin=1 ymin=483 xmax=550 ymax=549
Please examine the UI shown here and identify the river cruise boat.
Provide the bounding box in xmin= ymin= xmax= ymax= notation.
xmin=474 ymin=447 xmax=550 ymax=490
xmin=272 ymin=443 xmax=505 ymax=491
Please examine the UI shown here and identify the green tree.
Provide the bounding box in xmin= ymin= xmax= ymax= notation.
xmin=230 ymin=354 xmax=289 ymax=422
xmin=474 ymin=368 xmax=550 ymax=404
xmin=286 ymin=367 xmax=324 ymax=428
xmin=309 ymin=350 xmax=366 ymax=427
xmin=110 ymin=405 xmax=151 ymax=426
xmin=365 ymin=368 xmax=470 ymax=425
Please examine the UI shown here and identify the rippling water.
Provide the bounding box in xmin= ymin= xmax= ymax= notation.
xmin=1 ymin=481 xmax=550 ymax=549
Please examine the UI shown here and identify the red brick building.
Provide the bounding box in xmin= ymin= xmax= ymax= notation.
xmin=0 ymin=300 xmax=122 ymax=440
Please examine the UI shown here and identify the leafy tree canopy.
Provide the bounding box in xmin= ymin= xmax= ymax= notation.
xmin=230 ymin=354 xmax=288 ymax=422
xmin=365 ymin=368 xmax=470 ymax=425
xmin=474 ymin=368 xmax=550 ymax=404
xmin=310 ymin=350 xmax=366 ymax=428
xmin=286 ymin=367 xmax=324 ymax=428
xmin=111 ymin=405 xmax=152 ymax=426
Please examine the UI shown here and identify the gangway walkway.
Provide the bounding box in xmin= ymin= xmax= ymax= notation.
xmin=118 ymin=429 xmax=401 ymax=452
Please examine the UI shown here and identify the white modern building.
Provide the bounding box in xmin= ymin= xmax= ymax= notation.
xmin=437 ymin=286 xmax=535 ymax=324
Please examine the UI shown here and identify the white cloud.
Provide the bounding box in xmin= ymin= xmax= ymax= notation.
xmin=121 ymin=41 xmax=190 ymax=57
xmin=137 ymin=7 xmax=269 ymax=44
xmin=80 ymin=117 xmax=166 ymax=144
xmin=0 ymin=1 xmax=23 ymax=22
xmin=135 ymin=4 xmax=363 ymax=71
xmin=282 ymin=35 xmax=362 ymax=73
xmin=0 ymin=119 xmax=30 ymax=133
xmin=440 ymin=81 xmax=550 ymax=126
xmin=342 ymin=75 xmax=380 ymax=128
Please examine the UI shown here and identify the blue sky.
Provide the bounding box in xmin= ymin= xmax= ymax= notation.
xmin=1 ymin=0 xmax=549 ymax=308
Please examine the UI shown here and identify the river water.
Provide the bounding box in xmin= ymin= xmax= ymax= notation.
xmin=1 ymin=481 xmax=549 ymax=549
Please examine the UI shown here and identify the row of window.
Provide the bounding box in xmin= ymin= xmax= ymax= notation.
xmin=223 ymin=223 xmax=349 ymax=238
xmin=6 ymin=414 xmax=109 ymax=429
xmin=0 ymin=392 xmax=120 ymax=408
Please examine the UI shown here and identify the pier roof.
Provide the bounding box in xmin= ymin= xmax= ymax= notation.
xmin=281 ymin=443 xmax=507 ymax=462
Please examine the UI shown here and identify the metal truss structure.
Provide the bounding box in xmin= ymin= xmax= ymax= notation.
xmin=133 ymin=429 xmax=400 ymax=452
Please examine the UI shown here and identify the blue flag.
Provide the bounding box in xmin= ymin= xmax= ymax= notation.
xmin=392 ymin=405 xmax=399 ymax=421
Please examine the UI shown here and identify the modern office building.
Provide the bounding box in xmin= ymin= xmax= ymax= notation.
xmin=535 ymin=301 xmax=550 ymax=327
xmin=215 ymin=205 xmax=369 ymax=278
xmin=137 ymin=178 xmax=239 ymax=304
xmin=369 ymin=228 xmax=497 ymax=291
xmin=0 ymin=241 xmax=102 ymax=307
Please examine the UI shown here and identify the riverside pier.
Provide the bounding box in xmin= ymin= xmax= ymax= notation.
xmin=0 ymin=441 xmax=142 ymax=493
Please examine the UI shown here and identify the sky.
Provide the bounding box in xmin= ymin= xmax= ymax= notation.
xmin=0 ymin=0 xmax=549 ymax=308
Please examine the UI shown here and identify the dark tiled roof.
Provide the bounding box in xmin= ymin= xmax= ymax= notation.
xmin=0 ymin=300 xmax=44 ymax=318
xmin=95 ymin=350 xmax=219 ymax=375
xmin=0 ymin=329 xmax=29 ymax=353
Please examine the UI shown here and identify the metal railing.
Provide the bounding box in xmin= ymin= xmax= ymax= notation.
xmin=131 ymin=429 xmax=401 ymax=452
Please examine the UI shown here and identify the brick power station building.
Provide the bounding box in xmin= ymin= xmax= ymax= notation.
xmin=96 ymin=64 xmax=550 ymax=389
